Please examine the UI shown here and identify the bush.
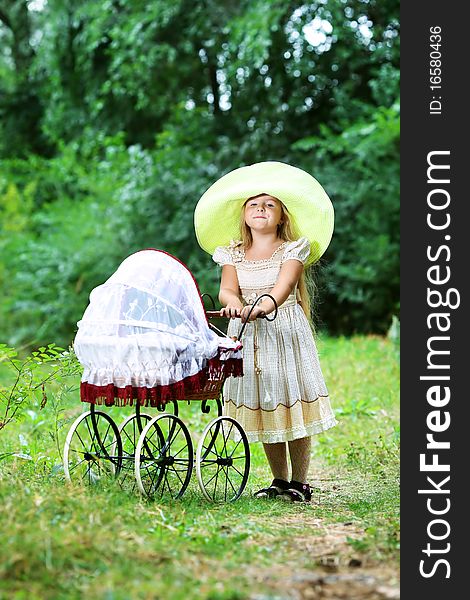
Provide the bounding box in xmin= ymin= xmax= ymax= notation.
xmin=293 ymin=103 xmax=400 ymax=333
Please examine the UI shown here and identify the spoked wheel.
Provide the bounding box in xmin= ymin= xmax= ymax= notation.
xmin=135 ymin=413 xmax=193 ymax=499
xmin=113 ymin=410 xmax=152 ymax=488
xmin=196 ymin=416 xmax=250 ymax=502
xmin=63 ymin=410 xmax=122 ymax=483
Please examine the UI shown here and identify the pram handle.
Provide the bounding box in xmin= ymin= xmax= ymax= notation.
xmin=206 ymin=311 xmax=229 ymax=318
xmin=205 ymin=294 xmax=278 ymax=340
xmin=206 ymin=310 xmax=273 ymax=319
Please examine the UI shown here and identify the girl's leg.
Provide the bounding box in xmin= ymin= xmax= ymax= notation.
xmin=254 ymin=443 xmax=290 ymax=498
xmin=288 ymin=436 xmax=312 ymax=483
xmin=263 ymin=442 xmax=289 ymax=481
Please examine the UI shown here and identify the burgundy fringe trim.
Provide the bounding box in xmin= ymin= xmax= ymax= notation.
xmin=207 ymin=356 xmax=243 ymax=379
xmin=80 ymin=355 xmax=243 ymax=407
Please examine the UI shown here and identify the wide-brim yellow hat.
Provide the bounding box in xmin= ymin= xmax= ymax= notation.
xmin=194 ymin=161 xmax=334 ymax=265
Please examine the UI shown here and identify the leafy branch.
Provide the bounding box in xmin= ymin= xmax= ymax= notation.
xmin=0 ymin=343 xmax=81 ymax=434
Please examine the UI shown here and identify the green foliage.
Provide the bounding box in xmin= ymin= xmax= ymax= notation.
xmin=0 ymin=177 xmax=35 ymax=252
xmin=0 ymin=0 xmax=399 ymax=345
xmin=1 ymin=139 xmax=135 ymax=345
xmin=293 ymin=102 xmax=400 ymax=333
xmin=0 ymin=343 xmax=80 ymax=452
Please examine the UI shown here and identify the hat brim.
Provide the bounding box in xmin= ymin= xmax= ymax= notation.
xmin=194 ymin=161 xmax=334 ymax=265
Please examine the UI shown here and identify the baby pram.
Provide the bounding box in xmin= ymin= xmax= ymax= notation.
xmin=63 ymin=249 xmax=251 ymax=502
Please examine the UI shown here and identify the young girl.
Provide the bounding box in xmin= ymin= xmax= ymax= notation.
xmin=194 ymin=161 xmax=337 ymax=502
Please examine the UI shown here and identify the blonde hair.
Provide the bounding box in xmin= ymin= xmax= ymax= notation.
xmin=240 ymin=195 xmax=316 ymax=326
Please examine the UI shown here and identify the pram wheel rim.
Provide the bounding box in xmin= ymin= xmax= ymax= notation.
xmin=63 ymin=409 xmax=123 ymax=483
xmin=196 ymin=416 xmax=250 ymax=502
xmin=134 ymin=413 xmax=194 ymax=500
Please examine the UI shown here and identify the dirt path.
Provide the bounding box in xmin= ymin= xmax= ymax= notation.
xmin=243 ymin=468 xmax=400 ymax=600
xmin=245 ymin=513 xmax=399 ymax=599
xmin=179 ymin=464 xmax=399 ymax=599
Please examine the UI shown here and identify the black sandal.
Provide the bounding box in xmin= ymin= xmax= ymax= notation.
xmin=254 ymin=478 xmax=290 ymax=499
xmin=278 ymin=480 xmax=312 ymax=503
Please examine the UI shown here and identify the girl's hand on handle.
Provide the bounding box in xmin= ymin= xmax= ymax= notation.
xmin=240 ymin=305 xmax=265 ymax=323
xmin=220 ymin=304 xmax=242 ymax=319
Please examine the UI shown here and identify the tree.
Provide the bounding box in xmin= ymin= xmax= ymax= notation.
xmin=0 ymin=0 xmax=50 ymax=156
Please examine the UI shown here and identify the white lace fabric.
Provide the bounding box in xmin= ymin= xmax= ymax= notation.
xmin=74 ymin=250 xmax=241 ymax=397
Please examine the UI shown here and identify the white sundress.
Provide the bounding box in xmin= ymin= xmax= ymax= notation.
xmin=212 ymin=237 xmax=338 ymax=444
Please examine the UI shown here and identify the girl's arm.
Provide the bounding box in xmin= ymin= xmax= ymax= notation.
xmin=219 ymin=265 xmax=243 ymax=318
xmin=240 ymin=260 xmax=303 ymax=321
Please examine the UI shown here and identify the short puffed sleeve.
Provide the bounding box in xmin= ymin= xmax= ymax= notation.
xmin=282 ymin=237 xmax=311 ymax=265
xmin=212 ymin=246 xmax=234 ymax=267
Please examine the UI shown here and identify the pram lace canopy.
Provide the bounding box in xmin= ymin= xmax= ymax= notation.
xmin=74 ymin=249 xmax=242 ymax=406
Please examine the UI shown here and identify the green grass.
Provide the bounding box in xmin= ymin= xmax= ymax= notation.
xmin=0 ymin=335 xmax=399 ymax=599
